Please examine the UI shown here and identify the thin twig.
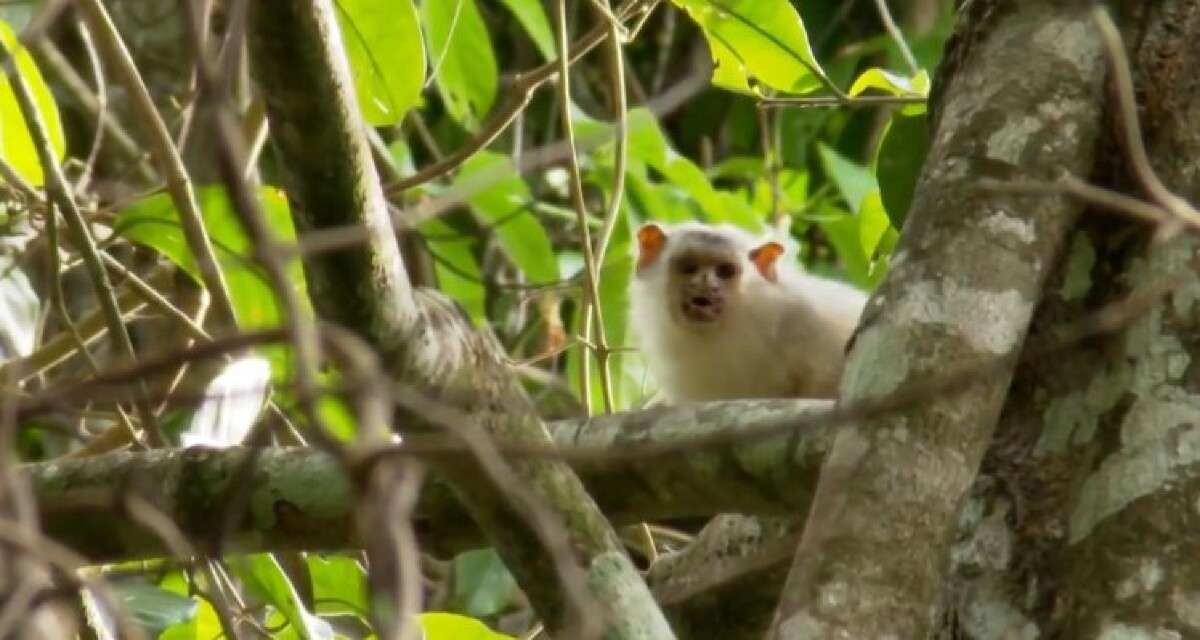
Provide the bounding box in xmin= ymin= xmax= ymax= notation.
xmin=181 ymin=0 xmax=339 ymax=454
xmin=1091 ymin=7 xmax=1200 ymax=229
xmin=759 ymin=94 xmax=927 ymax=109
xmin=72 ymin=17 xmax=108 ymax=193
xmin=556 ymin=0 xmax=608 ymax=413
xmin=872 ymin=0 xmax=919 ymax=75
xmin=0 ymin=36 xmax=163 ymax=445
xmin=76 ymin=0 xmax=240 ymax=328
xmin=588 ymin=0 xmax=630 ymax=414
xmin=29 ymin=33 xmax=153 ymax=181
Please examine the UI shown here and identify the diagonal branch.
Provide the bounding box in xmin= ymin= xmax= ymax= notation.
xmin=245 ymin=1 xmax=673 ymax=637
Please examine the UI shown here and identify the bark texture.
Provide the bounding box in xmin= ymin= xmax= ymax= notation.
xmin=943 ymin=2 xmax=1200 ymax=637
xmin=28 ymin=400 xmax=830 ymax=562
xmin=245 ymin=2 xmax=672 ymax=637
xmin=772 ymin=3 xmax=1108 ymax=637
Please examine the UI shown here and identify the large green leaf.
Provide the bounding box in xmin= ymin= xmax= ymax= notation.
xmin=582 ymin=108 xmax=763 ymax=231
xmin=494 ymin=0 xmax=556 ymax=61
xmin=421 ymin=217 xmax=487 ymax=322
xmin=336 ymin=0 xmax=425 ymax=126
xmin=229 ymin=554 xmax=333 ymax=640
xmin=456 ymin=151 xmax=559 ymax=284
xmin=817 ymin=143 xmax=876 ymax=215
xmin=450 ymin=549 xmax=519 ymax=619
xmin=112 ymin=186 xmax=308 ymax=379
xmin=875 ymin=111 xmax=929 ymax=229
xmin=423 ymin=0 xmax=498 ymax=130
xmin=670 ymin=0 xmax=824 ymax=95
xmin=157 ymin=598 xmax=221 ymax=640
xmin=419 ymin=612 xmax=513 ymax=640
xmin=309 ymin=555 xmax=369 ymax=619
xmin=110 ymin=581 xmax=197 ymax=638
xmin=0 ymin=20 xmax=64 ymax=185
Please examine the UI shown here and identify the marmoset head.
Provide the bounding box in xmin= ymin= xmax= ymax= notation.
xmin=634 ymin=223 xmax=785 ymax=327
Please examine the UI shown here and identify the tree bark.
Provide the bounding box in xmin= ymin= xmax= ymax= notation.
xmin=771 ymin=3 xmax=1108 ymax=637
xmin=245 ymin=2 xmax=673 ymax=636
xmin=27 ymin=400 xmax=830 ymax=562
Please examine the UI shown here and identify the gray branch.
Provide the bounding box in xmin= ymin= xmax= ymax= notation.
xmin=771 ymin=4 xmax=1109 ymax=638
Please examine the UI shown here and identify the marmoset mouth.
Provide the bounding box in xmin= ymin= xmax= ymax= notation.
xmin=681 ymin=296 xmax=722 ymax=322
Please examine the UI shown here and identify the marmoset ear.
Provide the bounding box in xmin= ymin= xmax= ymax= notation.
xmin=636 ymin=224 xmax=668 ymax=273
xmin=749 ymin=242 xmax=785 ymax=282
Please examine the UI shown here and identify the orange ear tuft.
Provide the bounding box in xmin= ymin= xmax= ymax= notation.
xmin=636 ymin=224 xmax=668 ymax=273
xmin=749 ymin=242 xmax=785 ymax=282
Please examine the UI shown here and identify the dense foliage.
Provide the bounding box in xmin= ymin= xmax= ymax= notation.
xmin=0 ymin=0 xmax=954 ymax=637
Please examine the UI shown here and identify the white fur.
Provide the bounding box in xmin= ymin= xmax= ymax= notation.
xmin=630 ymin=222 xmax=867 ymax=402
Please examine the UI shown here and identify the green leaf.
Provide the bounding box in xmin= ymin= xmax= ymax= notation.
xmin=817 ymin=143 xmax=876 ymax=215
xmin=817 ymin=204 xmax=870 ymax=288
xmin=857 ymin=191 xmax=890 ymax=261
xmin=420 ymin=217 xmax=487 ymax=322
xmin=848 ymin=67 xmax=929 ymax=97
xmin=670 ymin=0 xmax=824 ymax=95
xmin=456 ymin=151 xmax=559 ymax=284
xmin=423 ymin=0 xmax=498 ymax=130
xmin=419 ymin=612 xmax=513 ymax=640
xmin=336 ymin=0 xmax=425 ymax=126
xmin=113 ymin=186 xmax=308 ymax=380
xmin=309 ymin=555 xmax=369 ymax=619
xmin=111 ymin=581 xmax=197 ymax=637
xmin=0 ymin=20 xmax=64 ymax=185
xmin=494 ymin=0 xmax=556 ymax=61
xmin=874 ymin=111 xmax=929 ymax=228
xmin=587 ymin=108 xmax=763 ymax=231
xmin=450 ymin=549 xmax=519 ymax=619
xmin=229 ymin=554 xmax=334 ymax=640
xmin=157 ymin=598 xmax=221 ymax=640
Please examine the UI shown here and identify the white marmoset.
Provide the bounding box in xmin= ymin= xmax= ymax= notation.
xmin=629 ymin=221 xmax=867 ymax=402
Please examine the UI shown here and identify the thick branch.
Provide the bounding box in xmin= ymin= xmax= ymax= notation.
xmin=771 ymin=5 xmax=1108 ymax=638
xmin=245 ymin=2 xmax=672 ymax=636
xmin=28 ymin=400 xmax=829 ymax=563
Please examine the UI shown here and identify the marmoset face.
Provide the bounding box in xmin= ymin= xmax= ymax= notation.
xmin=666 ymin=244 xmax=743 ymax=325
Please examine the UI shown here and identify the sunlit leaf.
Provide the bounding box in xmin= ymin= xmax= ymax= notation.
xmin=495 ymin=0 xmax=556 ymax=61
xmin=0 ymin=19 xmax=64 ymax=185
xmin=456 ymin=151 xmax=559 ymax=284
xmin=848 ymin=67 xmax=929 ymax=97
xmin=418 ymin=612 xmax=513 ymax=640
xmin=670 ymin=0 xmax=824 ymax=95
xmin=423 ymin=0 xmax=498 ymax=130
xmin=309 ymin=555 xmax=369 ymax=619
xmin=158 ymin=597 xmax=222 ymax=640
xmin=336 ymin=0 xmax=425 ymax=126
xmin=229 ymin=554 xmax=334 ymax=640
xmin=113 ymin=186 xmax=307 ymax=379
xmin=178 ymin=355 xmax=271 ymax=448
xmin=450 ymin=549 xmax=519 ymax=619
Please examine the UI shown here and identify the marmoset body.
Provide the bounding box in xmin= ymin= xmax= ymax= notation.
xmin=629 ymin=222 xmax=867 ymax=402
